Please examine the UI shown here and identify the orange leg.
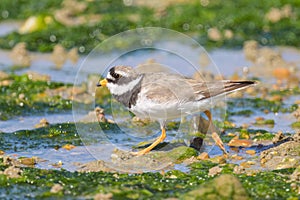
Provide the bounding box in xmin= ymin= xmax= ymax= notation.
xmin=132 ymin=127 xmax=166 ymax=156
xmin=204 ymin=110 xmax=228 ymax=154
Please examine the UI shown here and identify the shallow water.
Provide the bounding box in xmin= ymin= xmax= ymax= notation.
xmin=0 ymin=21 xmax=20 ymax=36
xmin=1 ymin=21 xmax=300 ymax=172
xmin=0 ymin=113 xmax=76 ymax=133
xmin=7 ymin=145 xmax=113 ymax=172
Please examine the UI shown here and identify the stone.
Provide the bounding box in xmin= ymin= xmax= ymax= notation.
xmin=94 ymin=193 xmax=113 ymax=200
xmin=3 ymin=166 xmax=22 ymax=178
xmin=208 ymin=166 xmax=222 ymax=176
xmin=207 ymin=27 xmax=222 ymax=41
xmin=197 ymin=152 xmax=209 ymax=160
xmin=51 ymin=44 xmax=67 ymax=69
xmin=19 ymin=157 xmax=36 ymax=166
xmin=260 ymin=141 xmax=300 ymax=170
xmin=10 ymin=42 xmax=31 ymax=67
xmin=34 ymin=118 xmax=50 ymax=128
xmin=246 ymin=150 xmax=256 ymax=155
xmin=0 ymin=71 xmax=9 ymax=80
xmin=182 ymin=174 xmax=249 ymax=200
xmin=62 ymin=144 xmax=76 ymax=150
xmin=50 ymin=183 xmax=63 ymax=193
xmin=228 ymin=136 xmax=253 ymax=147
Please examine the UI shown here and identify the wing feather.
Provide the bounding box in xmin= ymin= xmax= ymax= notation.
xmin=139 ymin=72 xmax=256 ymax=103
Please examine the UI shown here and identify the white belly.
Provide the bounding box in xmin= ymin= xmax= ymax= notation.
xmin=130 ymin=97 xmax=211 ymax=121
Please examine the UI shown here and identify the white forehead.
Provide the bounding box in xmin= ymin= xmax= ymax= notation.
xmin=114 ymin=69 xmax=129 ymax=77
xmin=107 ymin=73 xmax=114 ymax=80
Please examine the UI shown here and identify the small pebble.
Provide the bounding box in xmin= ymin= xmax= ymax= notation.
xmin=10 ymin=42 xmax=31 ymax=67
xmin=246 ymin=150 xmax=256 ymax=155
xmin=197 ymin=152 xmax=209 ymax=160
xmin=51 ymin=44 xmax=67 ymax=69
xmin=34 ymin=118 xmax=50 ymax=128
xmin=210 ymin=155 xmax=227 ymax=164
xmin=272 ymin=67 xmax=290 ymax=80
xmin=227 ymin=133 xmax=236 ymax=137
xmin=111 ymin=153 xmax=118 ymax=160
xmin=169 ymin=175 xmax=178 ymax=179
xmin=269 ymin=95 xmax=282 ymax=102
xmin=3 ymin=166 xmax=22 ymax=178
xmin=218 ymin=156 xmax=227 ymax=164
xmin=62 ymin=144 xmax=76 ymax=150
xmin=52 ymin=160 xmax=63 ymax=168
xmin=26 ymin=71 xmax=50 ymax=81
xmin=233 ymin=165 xmax=245 ymax=174
xmin=260 ymin=158 xmax=267 ymax=165
xmin=272 ymin=131 xmax=285 ymax=143
xmin=19 ymin=157 xmax=36 ymax=166
xmin=240 ymin=162 xmax=251 ymax=168
xmin=67 ymin=47 xmax=79 ymax=64
xmin=246 ymin=161 xmax=256 ymax=165
xmin=231 ymin=154 xmax=243 ymax=160
xmin=0 ymin=71 xmax=9 ymax=80
xmin=50 ymin=183 xmax=63 ymax=193
xmin=94 ymin=193 xmax=113 ymax=200
xmin=113 ymin=173 xmax=119 ymax=179
xmin=207 ymin=27 xmax=222 ymax=41
xmin=208 ymin=166 xmax=222 ymax=176
xmin=228 ymin=136 xmax=253 ymax=147
xmin=0 ymin=80 xmax=13 ymax=86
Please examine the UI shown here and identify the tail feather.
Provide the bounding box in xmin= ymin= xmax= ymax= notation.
xmin=193 ymin=80 xmax=257 ymax=101
xmin=224 ymin=80 xmax=257 ymax=93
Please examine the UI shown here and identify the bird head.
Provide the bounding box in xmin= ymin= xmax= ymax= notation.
xmin=97 ymin=66 xmax=142 ymax=96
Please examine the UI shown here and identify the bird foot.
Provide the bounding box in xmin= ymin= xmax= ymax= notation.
xmin=130 ymin=150 xmax=148 ymax=156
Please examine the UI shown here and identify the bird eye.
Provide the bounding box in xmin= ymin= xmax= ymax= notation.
xmin=112 ymin=72 xmax=121 ymax=79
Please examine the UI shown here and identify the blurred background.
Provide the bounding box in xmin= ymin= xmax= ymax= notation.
xmin=1 ymin=0 xmax=300 ymax=52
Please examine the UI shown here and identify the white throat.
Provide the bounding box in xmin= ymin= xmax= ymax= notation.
xmin=107 ymin=76 xmax=142 ymax=95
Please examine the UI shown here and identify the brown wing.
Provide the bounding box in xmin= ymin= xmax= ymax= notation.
xmin=188 ymin=80 xmax=256 ymax=100
xmin=141 ymin=73 xmax=197 ymax=104
xmin=140 ymin=72 xmax=256 ymax=103
xmin=143 ymin=83 xmax=178 ymax=103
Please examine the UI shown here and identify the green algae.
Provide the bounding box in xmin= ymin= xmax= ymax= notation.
xmin=253 ymin=132 xmax=275 ymax=141
xmin=227 ymin=98 xmax=279 ymax=113
xmin=0 ymin=74 xmax=72 ymax=120
xmin=153 ymin=146 xmax=198 ymax=164
xmin=166 ymin=121 xmax=180 ymax=130
xmin=182 ymin=174 xmax=249 ymax=200
xmin=219 ymin=127 xmax=273 ymax=142
xmin=0 ymin=0 xmax=62 ymax=21
xmin=291 ymin=121 xmax=300 ymax=129
xmin=228 ymin=109 xmax=253 ymax=117
xmin=238 ymin=169 xmax=297 ymax=200
xmin=255 ymin=119 xmax=275 ymax=126
xmin=1 ymin=0 xmax=300 ymax=52
xmin=269 ymin=87 xmax=300 ymax=97
xmin=0 ymin=123 xmax=81 ymax=152
xmin=0 ymin=157 xmax=298 ymax=199
xmin=227 ymin=98 xmax=298 ymax=118
xmin=0 ymin=121 xmax=298 ymax=199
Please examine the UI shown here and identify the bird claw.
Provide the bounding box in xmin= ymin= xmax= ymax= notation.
xmin=212 ymin=132 xmax=228 ymax=155
xmin=130 ymin=150 xmax=147 ymax=156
